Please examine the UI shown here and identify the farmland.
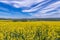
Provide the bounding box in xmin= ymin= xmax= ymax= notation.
xmin=0 ymin=21 xmax=60 ymax=40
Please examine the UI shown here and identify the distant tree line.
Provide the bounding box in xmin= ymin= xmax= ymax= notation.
xmin=0 ymin=18 xmax=60 ymax=22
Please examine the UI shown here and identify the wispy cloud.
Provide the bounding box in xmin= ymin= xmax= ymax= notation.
xmin=0 ymin=0 xmax=44 ymax=8
xmin=22 ymin=0 xmax=60 ymax=18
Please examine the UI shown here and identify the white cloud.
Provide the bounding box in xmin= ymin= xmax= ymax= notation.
xmin=22 ymin=0 xmax=51 ymax=12
xmin=29 ymin=1 xmax=60 ymax=18
xmin=39 ymin=1 xmax=60 ymax=14
xmin=44 ymin=1 xmax=60 ymax=9
xmin=22 ymin=0 xmax=60 ymax=18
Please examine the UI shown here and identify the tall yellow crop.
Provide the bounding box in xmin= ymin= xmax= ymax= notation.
xmin=0 ymin=21 xmax=60 ymax=40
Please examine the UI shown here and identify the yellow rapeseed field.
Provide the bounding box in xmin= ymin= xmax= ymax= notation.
xmin=0 ymin=21 xmax=60 ymax=40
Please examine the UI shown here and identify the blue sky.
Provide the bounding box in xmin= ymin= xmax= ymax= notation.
xmin=0 ymin=0 xmax=60 ymax=18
